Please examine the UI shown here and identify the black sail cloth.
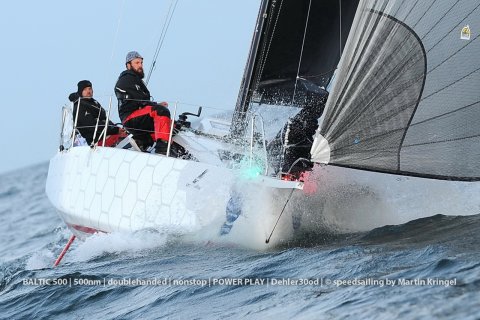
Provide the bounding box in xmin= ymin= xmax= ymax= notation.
xmin=311 ymin=0 xmax=480 ymax=181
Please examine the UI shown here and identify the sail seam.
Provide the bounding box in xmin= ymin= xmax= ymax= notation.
xmin=410 ymin=101 xmax=480 ymax=127
xmin=412 ymin=0 xmax=437 ymax=29
xmin=403 ymin=134 xmax=480 ymax=148
xmin=422 ymin=65 xmax=480 ymax=102
xmin=424 ymin=1 xmax=479 ymax=51
xmin=323 ymin=6 xmax=386 ymax=134
xmin=421 ymin=0 xmax=462 ymax=43
xmin=327 ymin=97 xmax=480 ymax=155
xmin=426 ymin=34 xmax=480 ymax=76
xmin=327 ymin=163 xmax=480 ymax=182
xmin=327 ymin=44 xmax=424 ymax=143
xmin=396 ymin=14 xmax=428 ymax=172
xmin=401 ymin=0 xmax=419 ymax=24
xmin=326 ymin=10 xmax=426 ymax=143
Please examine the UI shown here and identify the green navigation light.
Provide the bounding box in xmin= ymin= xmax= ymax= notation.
xmin=240 ymin=165 xmax=262 ymax=180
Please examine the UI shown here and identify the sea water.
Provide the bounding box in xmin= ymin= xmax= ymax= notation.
xmin=0 ymin=163 xmax=479 ymax=319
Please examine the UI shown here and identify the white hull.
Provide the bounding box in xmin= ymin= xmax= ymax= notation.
xmin=296 ymin=165 xmax=479 ymax=233
xmin=46 ymin=146 xmax=479 ymax=249
xmin=46 ymin=146 xmax=302 ymax=249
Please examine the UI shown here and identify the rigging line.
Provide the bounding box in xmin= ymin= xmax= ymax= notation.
xmin=103 ymin=0 xmax=126 ymax=90
xmin=339 ymin=0 xmax=342 ymax=57
xmin=162 ymin=100 xmax=233 ymax=111
xmin=150 ymin=0 xmax=177 ymax=72
xmin=265 ymin=187 xmax=295 ymax=244
xmin=253 ymin=0 xmax=284 ymax=93
xmin=253 ymin=0 xmax=277 ymax=90
xmin=152 ymin=1 xmax=175 ymax=61
xmin=146 ymin=0 xmax=179 ymax=85
xmin=109 ymin=0 xmax=127 ymax=62
xmin=146 ymin=0 xmax=178 ymax=84
xmin=302 ymin=67 xmax=336 ymax=79
xmin=292 ymin=0 xmax=312 ymax=105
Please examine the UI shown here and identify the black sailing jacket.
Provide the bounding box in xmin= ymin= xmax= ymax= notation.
xmin=114 ymin=70 xmax=153 ymax=122
xmin=69 ymin=92 xmax=120 ymax=145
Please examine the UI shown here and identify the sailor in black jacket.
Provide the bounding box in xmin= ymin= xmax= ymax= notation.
xmin=69 ymin=80 xmax=121 ymax=146
xmin=114 ymin=51 xmax=172 ymax=154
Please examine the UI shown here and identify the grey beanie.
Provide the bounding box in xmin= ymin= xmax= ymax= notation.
xmin=126 ymin=51 xmax=143 ymax=63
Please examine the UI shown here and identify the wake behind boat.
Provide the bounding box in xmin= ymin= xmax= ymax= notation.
xmin=46 ymin=0 xmax=480 ymax=255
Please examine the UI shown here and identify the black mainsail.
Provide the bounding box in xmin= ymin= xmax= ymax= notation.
xmin=232 ymin=0 xmax=359 ymax=135
xmin=311 ymin=0 xmax=480 ymax=181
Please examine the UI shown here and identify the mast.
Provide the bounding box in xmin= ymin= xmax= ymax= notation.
xmin=231 ymin=0 xmax=359 ymax=137
xmin=231 ymin=0 xmax=271 ymax=136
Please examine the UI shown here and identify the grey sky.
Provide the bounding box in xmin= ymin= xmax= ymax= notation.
xmin=0 ymin=0 xmax=259 ymax=174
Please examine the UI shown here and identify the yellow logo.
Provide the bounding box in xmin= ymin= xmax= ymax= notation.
xmin=461 ymin=25 xmax=471 ymax=40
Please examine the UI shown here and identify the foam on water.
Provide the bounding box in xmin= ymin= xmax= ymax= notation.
xmin=25 ymin=249 xmax=56 ymax=270
xmin=70 ymin=230 xmax=170 ymax=262
xmin=24 ymin=228 xmax=172 ymax=269
xmin=2 ymin=163 xmax=480 ymax=319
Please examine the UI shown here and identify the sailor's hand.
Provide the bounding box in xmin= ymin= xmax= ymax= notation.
xmin=159 ymin=101 xmax=168 ymax=107
xmin=174 ymin=120 xmax=182 ymax=130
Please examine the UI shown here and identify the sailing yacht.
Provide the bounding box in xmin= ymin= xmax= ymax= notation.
xmin=46 ymin=0 xmax=480 ymax=250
